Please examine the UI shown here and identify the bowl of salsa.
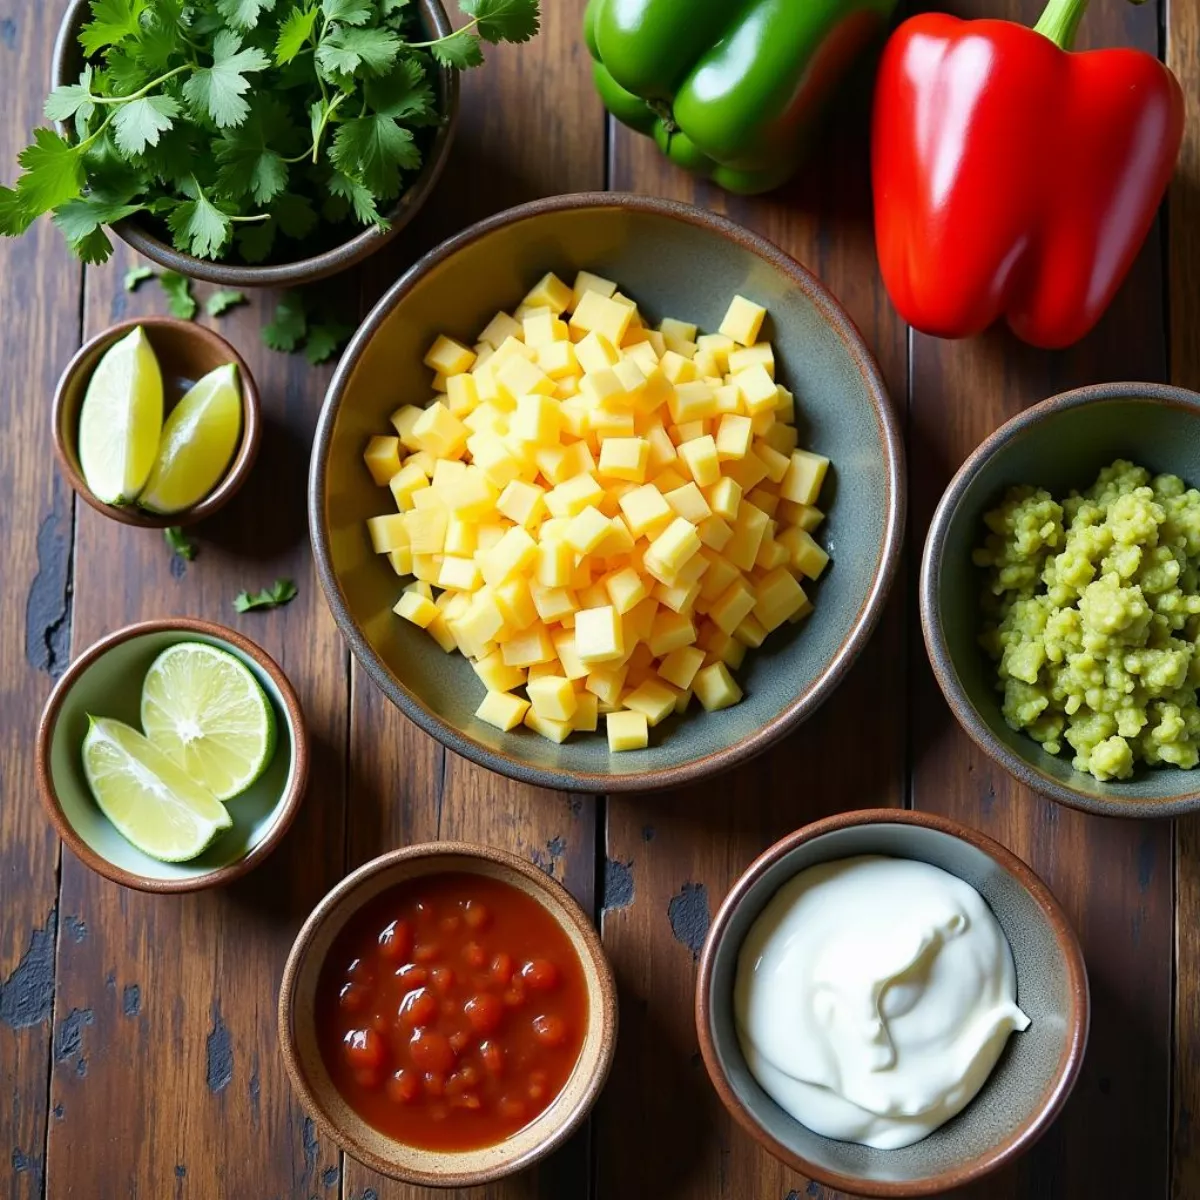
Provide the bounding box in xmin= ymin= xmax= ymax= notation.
xmin=278 ymin=842 xmax=617 ymax=1186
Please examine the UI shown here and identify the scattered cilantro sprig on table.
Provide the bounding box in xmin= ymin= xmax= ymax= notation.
xmin=264 ymin=290 xmax=352 ymax=362
xmin=164 ymin=525 xmax=197 ymax=560
xmin=235 ymin=577 xmax=298 ymax=611
xmin=1 ymin=0 xmax=539 ymax=265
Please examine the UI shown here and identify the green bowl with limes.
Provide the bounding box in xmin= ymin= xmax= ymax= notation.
xmin=36 ymin=618 xmax=308 ymax=892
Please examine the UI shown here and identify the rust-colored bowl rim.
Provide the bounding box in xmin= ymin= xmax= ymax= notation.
xmin=51 ymin=0 xmax=460 ymax=288
xmin=35 ymin=618 xmax=309 ymax=893
xmin=277 ymin=841 xmax=618 ymax=1186
xmin=52 ymin=317 xmax=263 ymax=529
xmin=309 ymin=191 xmax=906 ymax=793
xmin=921 ymin=381 xmax=1200 ymax=819
xmin=695 ymin=808 xmax=1090 ymax=1198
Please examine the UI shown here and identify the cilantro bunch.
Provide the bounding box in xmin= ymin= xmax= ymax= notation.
xmin=0 ymin=0 xmax=538 ymax=265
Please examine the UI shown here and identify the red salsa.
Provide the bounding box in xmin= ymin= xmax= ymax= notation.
xmin=315 ymin=871 xmax=589 ymax=1150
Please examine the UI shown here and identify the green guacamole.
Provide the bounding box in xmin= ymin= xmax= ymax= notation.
xmin=974 ymin=460 xmax=1200 ymax=782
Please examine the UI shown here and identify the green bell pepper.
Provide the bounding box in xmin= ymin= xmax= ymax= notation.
xmin=584 ymin=0 xmax=899 ymax=194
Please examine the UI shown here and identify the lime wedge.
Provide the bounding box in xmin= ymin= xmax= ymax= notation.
xmin=78 ymin=326 xmax=164 ymax=505
xmin=138 ymin=363 xmax=243 ymax=515
xmin=82 ymin=717 xmax=233 ymax=863
xmin=140 ymin=641 xmax=277 ymax=802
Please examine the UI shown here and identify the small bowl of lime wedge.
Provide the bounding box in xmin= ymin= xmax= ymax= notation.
xmin=36 ymin=618 xmax=307 ymax=892
xmin=52 ymin=317 xmax=261 ymax=528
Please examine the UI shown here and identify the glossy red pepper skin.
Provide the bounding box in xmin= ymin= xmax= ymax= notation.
xmin=871 ymin=14 xmax=1184 ymax=349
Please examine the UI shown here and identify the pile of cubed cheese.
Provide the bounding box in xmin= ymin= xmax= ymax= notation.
xmin=363 ymin=270 xmax=830 ymax=752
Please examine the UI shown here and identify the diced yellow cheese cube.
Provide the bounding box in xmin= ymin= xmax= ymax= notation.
xmin=550 ymin=629 xmax=588 ymax=680
xmin=648 ymin=608 xmax=697 ymax=657
xmin=586 ymin=662 xmax=629 ymax=705
xmin=754 ymin=441 xmax=790 ymax=484
xmin=781 ymin=528 xmax=830 ymax=579
xmin=571 ymin=270 xmax=617 ymax=309
xmin=597 ymin=437 xmax=650 ymax=483
xmin=755 ymin=533 xmax=790 ymax=572
xmin=662 ymin=333 xmax=697 ymax=359
xmin=671 ymin=420 xmax=708 ymax=445
xmin=606 ymin=709 xmax=649 ymax=752
xmin=602 ymin=565 xmax=648 ymax=615
xmin=571 ymin=692 xmax=599 ymax=732
xmin=667 ymin=380 xmax=717 ymax=425
xmin=445 ymin=373 xmax=479 ymax=417
xmin=696 ymin=332 xmax=736 ymax=372
xmin=719 ymin=295 xmax=767 ymax=346
xmin=721 ymin=452 xmax=769 ymax=493
xmin=747 ymin=487 xmax=780 ymax=518
xmin=545 ymin=472 xmax=605 ymax=518
xmin=622 ymin=679 xmax=677 ymax=727
xmin=658 ymin=316 xmax=696 ymax=343
xmin=424 ymin=335 xmax=476 ymax=376
xmin=575 ymin=605 xmax=624 ymax=664
xmin=403 ymin=506 xmax=448 ymax=555
xmin=500 ymin=622 xmax=555 ymax=667
xmin=663 ymin=481 xmax=711 ymax=524
xmin=478 ymin=311 xmax=522 ymax=350
xmin=658 ymin=646 xmax=705 ymax=691
xmin=648 ymin=517 xmax=702 ymax=573
xmin=494 ymin=479 xmax=544 ymax=528
xmin=367 ymin=513 xmax=409 ymax=554
xmin=611 ymin=483 xmax=666 ymax=538
xmin=523 ymin=312 xmax=569 ymax=348
xmin=659 ymin=350 xmax=695 ymax=385
xmin=364 ymin=436 xmax=402 ymax=486
xmin=524 ymin=709 xmax=574 ymax=743
xmin=490 ymin=575 xmax=535 ymax=633
xmin=388 ymin=547 xmax=413 ymax=575
xmin=735 ymin=613 xmax=768 ymax=647
xmin=570 ymin=290 xmax=633 ymax=346
xmin=411 ymin=553 xmax=440 ymax=583
xmin=595 ymin=515 xmax=636 ymax=559
xmin=780 ymin=450 xmax=830 ymax=505
xmin=391 ymin=404 xmax=423 ymax=448
xmin=412 ymin=403 xmax=468 ymax=459
xmin=709 ymin=579 xmax=757 ymax=635
xmin=527 ymin=675 xmax=578 ymax=722
xmin=650 ymin=468 xmax=689 ymax=494
xmin=728 ymin=343 xmax=775 ymax=378
xmin=698 ymin=554 xmax=741 ymax=603
xmin=705 ymin=477 xmax=742 ymax=522
xmin=643 ymin=422 xmax=678 ymax=470
xmin=478 ymin=525 xmax=538 ymax=586
xmin=693 ymin=350 xmax=722 ymax=380
xmin=734 ymin=364 xmax=779 ymax=415
xmin=537 ymin=339 xmax=579 ymax=380
xmin=437 ymin=555 xmax=480 ymax=591
xmin=394 ymin=589 xmax=439 ymax=628
xmin=509 ymin=393 xmax=561 ymax=444
xmin=522 ymin=271 xmax=574 ymax=314
xmin=727 ymin=501 xmax=770 ymax=571
xmin=590 ymin=406 xmax=636 ymax=439
xmin=654 ymin=579 xmax=702 ymax=614
xmin=678 ymin=435 xmax=721 ymax=488
xmin=715 ymin=414 xmax=753 ymax=461
xmin=473 ymin=651 xmax=527 ymax=694
xmin=496 ymin=356 xmax=555 ymax=405
xmin=697 ymin=515 xmax=734 ymax=551
xmin=425 ymin=613 xmax=458 ymax=653
xmin=476 ymin=690 xmax=530 ymax=732
xmin=445 ymin=467 xmax=500 ymax=521
xmin=694 ymin=662 xmax=744 ymax=711
xmin=752 ymin=567 xmax=807 ymax=631
xmin=562 ymin=505 xmax=610 ymax=555
xmin=576 ymin=331 xmax=621 ymax=374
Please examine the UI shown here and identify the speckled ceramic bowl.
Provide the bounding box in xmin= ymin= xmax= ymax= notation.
xmin=696 ymin=809 xmax=1089 ymax=1197
xmin=310 ymin=193 xmax=905 ymax=792
xmin=278 ymin=842 xmax=617 ymax=1186
xmin=36 ymin=619 xmax=308 ymax=893
xmin=922 ymin=382 xmax=1200 ymax=818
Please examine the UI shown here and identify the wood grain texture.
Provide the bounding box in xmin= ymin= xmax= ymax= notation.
xmin=1169 ymin=0 xmax=1200 ymax=1193
xmin=598 ymin=85 xmax=908 ymax=1200
xmin=43 ymin=260 xmax=347 ymax=1197
xmin=0 ymin=2 xmax=82 ymax=1197
xmin=908 ymin=1 xmax=1173 ymax=1198
xmin=339 ymin=3 xmax=606 ymax=1198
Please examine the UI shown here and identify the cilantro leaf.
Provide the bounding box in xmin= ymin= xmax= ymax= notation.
xmin=45 ymin=67 xmax=96 ymax=124
xmin=113 ymin=94 xmax=180 ymax=156
xmin=327 ymin=169 xmax=381 ymax=226
xmin=205 ymin=289 xmax=247 ymax=316
xmin=0 ymin=187 xmax=34 ymax=236
xmin=237 ymin=218 xmax=277 ymax=262
xmin=160 ymin=270 xmax=198 ymax=319
xmin=217 ymin=0 xmax=278 ymax=31
xmin=79 ymin=0 xmax=148 ymax=56
xmin=167 ymin=189 xmax=234 ymax=259
xmin=331 ymin=115 xmax=418 ymax=200
xmin=274 ymin=4 xmax=320 ymax=64
xmin=164 ymin=526 xmax=197 ymax=561
xmin=461 ymin=0 xmax=540 ymax=44
xmin=272 ymin=191 xmax=318 ymax=239
xmin=51 ymin=196 xmax=143 ymax=263
xmin=321 ymin=0 xmax=373 ymax=25
xmin=263 ymin=293 xmax=308 ymax=351
xmin=317 ymin=26 xmax=401 ymax=78
xmin=14 ymin=129 xmax=86 ymax=218
xmin=182 ymin=30 xmax=271 ymax=128
xmin=234 ymin=578 xmax=298 ymax=612
xmin=305 ymin=318 xmax=353 ymax=364
xmin=367 ymin=59 xmax=436 ymax=125
xmin=124 ymin=264 xmax=155 ymax=291
xmin=215 ymin=99 xmax=295 ymax=204
xmin=381 ymin=0 xmax=410 ymax=15
xmin=429 ymin=28 xmax=483 ymax=69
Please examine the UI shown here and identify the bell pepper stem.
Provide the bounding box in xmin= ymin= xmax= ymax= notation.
xmin=1032 ymin=0 xmax=1089 ymax=50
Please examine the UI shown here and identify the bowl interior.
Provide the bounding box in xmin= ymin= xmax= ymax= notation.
xmin=46 ymin=628 xmax=299 ymax=884
xmin=703 ymin=823 xmax=1081 ymax=1191
xmin=316 ymin=202 xmax=897 ymax=787
xmin=57 ymin=320 xmax=257 ymax=526
xmin=284 ymin=852 xmax=613 ymax=1184
xmin=930 ymin=393 xmax=1200 ymax=809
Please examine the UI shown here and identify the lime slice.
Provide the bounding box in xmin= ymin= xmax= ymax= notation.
xmin=140 ymin=642 xmax=277 ymax=802
xmin=138 ymin=363 xmax=243 ymax=514
xmin=78 ymin=326 xmax=164 ymax=505
xmin=82 ymin=717 xmax=233 ymax=863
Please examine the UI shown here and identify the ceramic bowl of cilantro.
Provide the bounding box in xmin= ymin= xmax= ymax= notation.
xmin=2 ymin=0 xmax=537 ymax=286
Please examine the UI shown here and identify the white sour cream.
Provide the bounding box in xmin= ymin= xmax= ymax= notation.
xmin=733 ymin=855 xmax=1030 ymax=1150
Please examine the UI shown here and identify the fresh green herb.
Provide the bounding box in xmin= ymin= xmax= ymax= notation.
xmin=1 ymin=0 xmax=540 ymax=265
xmin=234 ymin=577 xmax=298 ymax=611
xmin=263 ymin=290 xmax=352 ymax=362
xmin=205 ymin=288 xmax=247 ymax=316
xmin=160 ymin=270 xmax=197 ymax=319
xmin=124 ymin=264 xmax=155 ymax=292
xmin=164 ymin=525 xmax=197 ymax=560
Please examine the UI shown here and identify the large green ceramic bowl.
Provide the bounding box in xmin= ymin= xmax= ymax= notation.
xmin=311 ymin=193 xmax=904 ymax=792
xmin=922 ymin=382 xmax=1200 ymax=818
xmin=36 ymin=619 xmax=308 ymax=891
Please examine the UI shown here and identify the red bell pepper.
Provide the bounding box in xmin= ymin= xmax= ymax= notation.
xmin=871 ymin=0 xmax=1184 ymax=349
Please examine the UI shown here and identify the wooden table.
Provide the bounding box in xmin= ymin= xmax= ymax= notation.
xmin=2 ymin=0 xmax=1198 ymax=1196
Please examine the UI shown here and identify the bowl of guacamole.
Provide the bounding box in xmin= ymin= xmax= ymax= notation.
xmin=922 ymin=383 xmax=1200 ymax=818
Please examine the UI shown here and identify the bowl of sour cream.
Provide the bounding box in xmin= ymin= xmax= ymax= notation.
xmin=696 ymin=809 xmax=1089 ymax=1197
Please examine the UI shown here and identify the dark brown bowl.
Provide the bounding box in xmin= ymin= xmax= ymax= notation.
xmin=36 ymin=618 xmax=309 ymax=894
xmin=278 ymin=842 xmax=618 ymax=1186
xmin=52 ymin=316 xmax=261 ymax=528
xmin=51 ymin=0 xmax=459 ymax=288
xmin=696 ymin=809 xmax=1089 ymax=1197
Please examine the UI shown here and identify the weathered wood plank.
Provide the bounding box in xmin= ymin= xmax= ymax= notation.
xmin=43 ymin=261 xmax=347 ymax=1196
xmin=599 ymin=97 xmax=909 ymax=1200
xmin=340 ymin=3 xmax=605 ymax=1198
xmin=909 ymin=1 xmax=1173 ymax=1196
xmin=1169 ymin=0 xmax=1200 ymax=1192
xmin=0 ymin=2 xmax=83 ymax=1196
